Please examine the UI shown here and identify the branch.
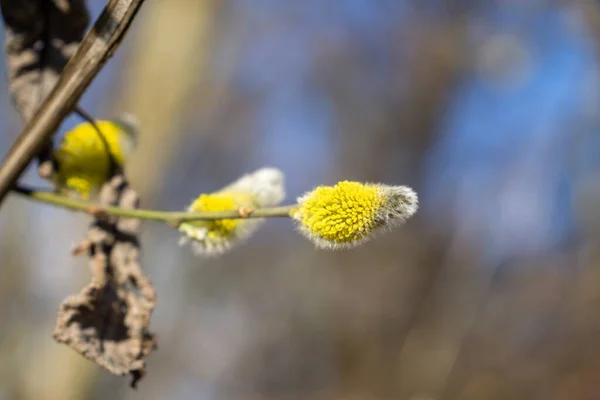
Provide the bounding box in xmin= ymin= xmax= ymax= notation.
xmin=0 ymin=0 xmax=146 ymax=209
xmin=12 ymin=185 xmax=295 ymax=222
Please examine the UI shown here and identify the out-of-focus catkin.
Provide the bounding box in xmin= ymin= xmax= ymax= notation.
xmin=178 ymin=167 xmax=285 ymax=256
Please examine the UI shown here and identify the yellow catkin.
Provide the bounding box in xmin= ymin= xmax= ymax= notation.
xmin=295 ymin=181 xmax=384 ymax=247
xmin=54 ymin=121 xmax=128 ymax=199
xmin=184 ymin=193 xmax=250 ymax=239
xmin=178 ymin=167 xmax=286 ymax=257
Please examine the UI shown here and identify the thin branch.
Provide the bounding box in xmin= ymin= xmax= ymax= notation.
xmin=0 ymin=0 xmax=146 ymax=209
xmin=11 ymin=185 xmax=295 ymax=222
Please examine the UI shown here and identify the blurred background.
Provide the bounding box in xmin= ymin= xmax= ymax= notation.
xmin=1 ymin=0 xmax=600 ymax=399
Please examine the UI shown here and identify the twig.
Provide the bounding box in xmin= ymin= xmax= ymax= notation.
xmin=0 ymin=0 xmax=146 ymax=209
xmin=11 ymin=185 xmax=295 ymax=222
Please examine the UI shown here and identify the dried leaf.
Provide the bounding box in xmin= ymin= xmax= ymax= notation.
xmin=53 ymin=175 xmax=157 ymax=388
xmin=0 ymin=0 xmax=90 ymax=121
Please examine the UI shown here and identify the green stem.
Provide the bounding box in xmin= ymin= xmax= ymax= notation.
xmin=12 ymin=185 xmax=296 ymax=222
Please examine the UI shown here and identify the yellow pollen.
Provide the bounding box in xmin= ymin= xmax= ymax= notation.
xmin=186 ymin=193 xmax=245 ymax=238
xmin=296 ymin=181 xmax=384 ymax=245
xmin=54 ymin=121 xmax=128 ymax=198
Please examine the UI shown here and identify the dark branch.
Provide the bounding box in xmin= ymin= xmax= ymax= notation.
xmin=0 ymin=0 xmax=146 ymax=209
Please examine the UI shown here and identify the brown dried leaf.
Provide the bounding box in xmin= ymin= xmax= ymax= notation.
xmin=53 ymin=175 xmax=157 ymax=388
xmin=0 ymin=0 xmax=90 ymax=121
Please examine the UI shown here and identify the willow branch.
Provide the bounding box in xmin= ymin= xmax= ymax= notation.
xmin=0 ymin=0 xmax=146 ymax=209
xmin=12 ymin=185 xmax=295 ymax=222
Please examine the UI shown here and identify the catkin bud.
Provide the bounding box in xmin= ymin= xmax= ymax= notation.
xmin=292 ymin=181 xmax=418 ymax=249
xmin=179 ymin=167 xmax=285 ymax=256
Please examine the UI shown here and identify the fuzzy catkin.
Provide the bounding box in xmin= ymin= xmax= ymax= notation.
xmin=293 ymin=181 xmax=418 ymax=249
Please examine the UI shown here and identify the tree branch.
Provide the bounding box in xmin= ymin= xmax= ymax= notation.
xmin=0 ymin=0 xmax=146 ymax=209
xmin=11 ymin=185 xmax=295 ymax=222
